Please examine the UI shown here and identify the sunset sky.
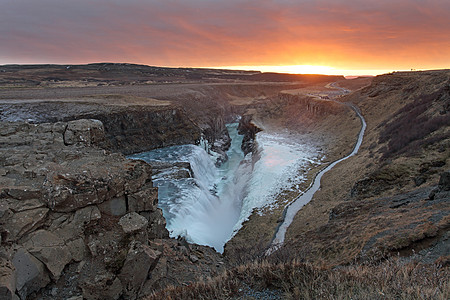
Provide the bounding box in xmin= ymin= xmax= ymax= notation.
xmin=1 ymin=0 xmax=449 ymax=75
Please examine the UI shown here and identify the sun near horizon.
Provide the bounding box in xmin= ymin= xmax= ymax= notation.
xmin=1 ymin=1 xmax=449 ymax=76
xmin=212 ymin=65 xmax=393 ymax=77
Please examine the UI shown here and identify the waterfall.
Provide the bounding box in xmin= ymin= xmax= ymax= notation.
xmin=129 ymin=124 xmax=320 ymax=253
xmin=129 ymin=123 xmax=248 ymax=252
xmin=231 ymin=131 xmax=320 ymax=235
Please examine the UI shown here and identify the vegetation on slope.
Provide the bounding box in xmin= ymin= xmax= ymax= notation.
xmin=379 ymin=85 xmax=450 ymax=159
xmin=147 ymin=258 xmax=448 ymax=300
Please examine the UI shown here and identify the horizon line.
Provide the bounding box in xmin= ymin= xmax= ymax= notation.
xmin=1 ymin=61 xmax=447 ymax=77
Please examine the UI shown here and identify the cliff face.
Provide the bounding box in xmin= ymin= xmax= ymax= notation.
xmin=0 ymin=120 xmax=224 ymax=300
xmin=0 ymin=101 xmax=202 ymax=155
xmin=87 ymin=106 xmax=201 ymax=155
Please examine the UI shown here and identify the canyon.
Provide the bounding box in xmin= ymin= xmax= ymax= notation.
xmin=0 ymin=65 xmax=448 ymax=299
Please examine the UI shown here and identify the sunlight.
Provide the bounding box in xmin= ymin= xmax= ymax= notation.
xmin=219 ymin=65 xmax=335 ymax=75
xmin=215 ymin=65 xmax=393 ymax=76
xmin=271 ymin=65 xmax=336 ymax=75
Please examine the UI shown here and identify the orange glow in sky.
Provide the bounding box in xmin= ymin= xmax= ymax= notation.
xmin=216 ymin=65 xmax=393 ymax=76
xmin=1 ymin=1 xmax=449 ymax=76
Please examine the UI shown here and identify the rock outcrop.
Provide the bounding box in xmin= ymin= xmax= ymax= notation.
xmin=0 ymin=101 xmax=202 ymax=156
xmin=237 ymin=114 xmax=262 ymax=155
xmin=88 ymin=107 xmax=202 ymax=155
xmin=0 ymin=119 xmax=224 ymax=299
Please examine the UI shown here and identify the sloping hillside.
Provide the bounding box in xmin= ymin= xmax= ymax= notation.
xmin=285 ymin=70 xmax=449 ymax=265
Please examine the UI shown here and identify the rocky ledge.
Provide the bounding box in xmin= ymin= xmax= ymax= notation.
xmin=0 ymin=119 xmax=224 ymax=300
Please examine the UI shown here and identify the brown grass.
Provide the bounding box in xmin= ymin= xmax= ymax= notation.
xmin=145 ymin=258 xmax=449 ymax=300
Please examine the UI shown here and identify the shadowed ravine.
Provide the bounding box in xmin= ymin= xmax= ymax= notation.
xmin=267 ymin=102 xmax=367 ymax=254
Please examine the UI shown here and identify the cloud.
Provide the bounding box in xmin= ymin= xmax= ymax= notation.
xmin=0 ymin=0 xmax=449 ymax=70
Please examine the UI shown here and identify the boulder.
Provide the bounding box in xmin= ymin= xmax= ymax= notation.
xmin=143 ymin=209 xmax=170 ymax=239
xmin=81 ymin=274 xmax=122 ymax=300
xmin=123 ymin=161 xmax=153 ymax=194
xmin=1 ymin=207 xmax=49 ymax=242
xmin=51 ymin=205 xmax=101 ymax=241
xmin=118 ymin=213 xmax=148 ymax=234
xmin=12 ymin=248 xmax=50 ymax=299
xmin=118 ymin=241 xmax=161 ymax=299
xmin=41 ymin=159 xmax=127 ymax=212
xmin=79 ymin=261 xmax=123 ymax=300
xmin=66 ymin=238 xmax=87 ymax=262
xmin=63 ymin=119 xmax=105 ymax=147
xmin=23 ymin=230 xmax=72 ymax=280
xmin=127 ymin=187 xmax=158 ymax=213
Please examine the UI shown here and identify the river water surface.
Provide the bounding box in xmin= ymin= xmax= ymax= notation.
xmin=130 ymin=123 xmax=320 ymax=252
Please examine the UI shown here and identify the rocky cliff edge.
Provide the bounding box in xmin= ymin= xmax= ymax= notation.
xmin=0 ymin=119 xmax=224 ymax=300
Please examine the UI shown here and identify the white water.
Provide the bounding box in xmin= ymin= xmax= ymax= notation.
xmin=232 ymin=131 xmax=320 ymax=234
xmin=130 ymin=123 xmax=319 ymax=252
xmin=269 ymin=104 xmax=367 ymax=252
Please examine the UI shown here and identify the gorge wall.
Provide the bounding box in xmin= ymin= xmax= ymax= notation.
xmin=0 ymin=119 xmax=225 ymax=300
xmin=0 ymin=101 xmax=202 ymax=156
xmin=85 ymin=107 xmax=202 ymax=155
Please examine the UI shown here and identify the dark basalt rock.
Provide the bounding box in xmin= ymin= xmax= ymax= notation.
xmin=238 ymin=114 xmax=262 ymax=156
xmin=0 ymin=120 xmax=225 ymax=300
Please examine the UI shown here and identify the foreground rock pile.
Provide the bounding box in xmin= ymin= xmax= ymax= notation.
xmin=0 ymin=119 xmax=224 ymax=300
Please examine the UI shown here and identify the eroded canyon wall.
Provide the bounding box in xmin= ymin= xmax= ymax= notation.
xmin=0 ymin=119 xmax=224 ymax=300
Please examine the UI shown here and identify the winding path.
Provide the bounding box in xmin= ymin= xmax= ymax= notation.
xmin=267 ymin=84 xmax=366 ymax=254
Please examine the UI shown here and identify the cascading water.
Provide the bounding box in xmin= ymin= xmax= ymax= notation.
xmin=129 ymin=123 xmax=320 ymax=253
xmin=129 ymin=123 xmax=249 ymax=252
xmin=231 ymin=130 xmax=321 ymax=235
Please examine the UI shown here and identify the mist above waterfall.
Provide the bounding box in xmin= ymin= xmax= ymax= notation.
xmin=130 ymin=124 xmax=320 ymax=252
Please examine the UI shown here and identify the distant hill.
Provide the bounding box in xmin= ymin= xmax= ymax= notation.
xmin=0 ymin=63 xmax=344 ymax=87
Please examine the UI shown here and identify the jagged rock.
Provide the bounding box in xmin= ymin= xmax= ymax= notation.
xmin=23 ymin=230 xmax=72 ymax=280
xmin=143 ymin=209 xmax=169 ymax=239
xmin=2 ymin=188 xmax=42 ymax=201
xmin=127 ymin=187 xmax=158 ymax=213
xmin=0 ymin=122 xmax=66 ymax=148
xmin=42 ymin=167 xmax=113 ymax=212
xmin=0 ymin=258 xmax=16 ymax=300
xmin=118 ymin=213 xmax=148 ymax=234
xmin=66 ymin=238 xmax=86 ymax=262
xmin=0 ymin=204 xmax=49 ymax=242
xmin=98 ymin=196 xmax=127 ymax=216
xmin=140 ymin=239 xmax=226 ymax=296
xmin=12 ymin=248 xmax=50 ymax=299
xmin=0 ymin=117 xmax=224 ymax=297
xmin=238 ymin=114 xmax=262 ymax=155
xmin=123 ymin=160 xmax=153 ymax=194
xmin=63 ymin=119 xmax=105 ymax=146
xmin=118 ymin=241 xmax=161 ymax=299
xmin=40 ymin=156 xmax=153 ymax=213
xmin=51 ymin=205 xmax=101 ymax=241
xmin=80 ymin=269 xmax=123 ymax=300
xmin=3 ymin=198 xmax=44 ymax=212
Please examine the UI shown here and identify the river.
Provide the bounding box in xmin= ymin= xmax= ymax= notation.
xmin=267 ymin=102 xmax=366 ymax=253
xmin=129 ymin=123 xmax=320 ymax=252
